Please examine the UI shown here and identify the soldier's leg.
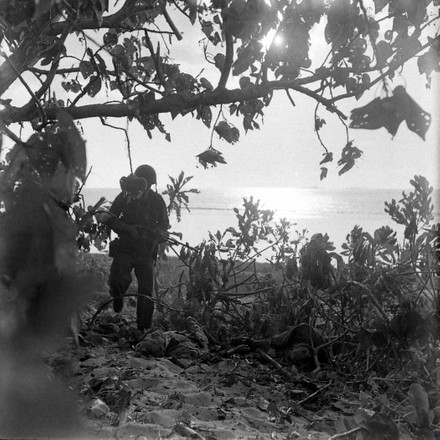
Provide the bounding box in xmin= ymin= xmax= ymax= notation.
xmin=134 ymin=254 xmax=154 ymax=330
xmin=108 ymin=252 xmax=134 ymax=313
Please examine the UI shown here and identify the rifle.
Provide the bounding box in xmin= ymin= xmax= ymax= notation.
xmin=96 ymin=209 xmax=196 ymax=251
xmin=135 ymin=224 xmax=197 ymax=251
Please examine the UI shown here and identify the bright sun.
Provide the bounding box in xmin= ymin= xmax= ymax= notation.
xmin=261 ymin=30 xmax=284 ymax=50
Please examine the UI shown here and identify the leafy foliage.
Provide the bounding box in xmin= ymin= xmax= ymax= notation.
xmin=162 ymin=171 xmax=200 ymax=222
xmin=0 ymin=0 xmax=438 ymax=178
xmin=144 ymin=175 xmax=440 ymax=401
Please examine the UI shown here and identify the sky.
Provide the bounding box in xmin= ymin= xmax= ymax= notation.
xmin=80 ymin=64 xmax=439 ymax=192
xmin=1 ymin=3 xmax=439 ymax=194
xmin=77 ymin=7 xmax=440 ymax=193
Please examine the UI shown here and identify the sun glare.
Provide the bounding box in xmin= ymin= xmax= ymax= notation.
xmin=261 ymin=30 xmax=284 ymax=50
xmin=272 ymin=34 xmax=284 ymax=47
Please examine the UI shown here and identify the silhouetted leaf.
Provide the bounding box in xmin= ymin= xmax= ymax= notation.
xmin=199 ymin=77 xmax=213 ymax=91
xmin=79 ymin=60 xmax=94 ymax=79
xmin=350 ymin=87 xmax=431 ymax=139
xmin=87 ymin=76 xmax=102 ymax=97
xmin=214 ymin=53 xmax=225 ymax=71
xmin=197 ymin=105 xmax=212 ymax=128
xmin=215 ymin=120 xmax=240 ymax=144
xmin=417 ymin=38 xmax=440 ymax=79
xmin=338 ymin=142 xmax=362 ymax=175
xmin=393 ymin=86 xmax=431 ymax=140
xmin=376 ymin=40 xmax=394 ymax=66
xmin=233 ymin=40 xmax=262 ymax=76
xmin=373 ymin=0 xmax=388 ymax=13
xmin=320 ymin=152 xmax=333 ymax=165
xmin=196 ymin=148 xmax=227 ymax=169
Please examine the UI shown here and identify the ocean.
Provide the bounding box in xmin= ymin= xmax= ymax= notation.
xmin=81 ymin=186 xmax=440 ymax=252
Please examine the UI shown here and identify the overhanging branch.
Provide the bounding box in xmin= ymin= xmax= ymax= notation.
xmin=0 ymin=80 xmax=347 ymax=124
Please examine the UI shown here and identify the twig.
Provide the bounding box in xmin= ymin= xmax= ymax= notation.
xmin=256 ymin=348 xmax=285 ymax=370
xmin=298 ymin=381 xmax=333 ymax=405
xmin=99 ymin=117 xmax=133 ymax=172
xmin=76 ymin=166 xmax=93 ymax=196
xmin=285 ymin=89 xmax=296 ymax=107
xmin=142 ymin=30 xmax=167 ymax=89
xmin=328 ymin=427 xmax=363 ymax=439
xmin=210 ymin=105 xmax=223 ymax=147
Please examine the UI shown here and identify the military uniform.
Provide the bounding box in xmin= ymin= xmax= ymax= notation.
xmin=106 ymin=188 xmax=169 ymax=330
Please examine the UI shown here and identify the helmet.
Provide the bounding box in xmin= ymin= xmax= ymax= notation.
xmin=134 ymin=164 xmax=157 ymax=185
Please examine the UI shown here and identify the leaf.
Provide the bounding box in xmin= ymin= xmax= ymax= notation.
xmin=233 ymin=40 xmax=262 ymax=76
xmin=350 ymin=86 xmax=414 ymax=136
xmin=393 ymin=86 xmax=431 ymax=140
xmin=183 ymin=0 xmax=197 ymax=24
xmin=337 ymin=142 xmax=363 ymax=176
xmin=325 ymin=0 xmax=353 ymax=48
xmin=197 ymin=105 xmax=212 ymax=128
xmin=214 ymin=53 xmax=225 ymax=72
xmin=315 ymin=117 xmax=326 ymax=131
xmin=320 ymin=152 xmax=333 ymax=165
xmin=373 ymin=0 xmax=388 ymax=13
xmin=199 ymin=77 xmax=213 ymax=91
xmin=320 ymin=167 xmax=328 ymax=180
xmin=79 ymin=60 xmax=95 ymax=79
xmin=87 ymin=76 xmax=102 ymax=97
xmin=376 ymin=40 xmax=394 ymax=67
xmin=215 ymin=120 xmax=240 ymax=144
xmin=92 ymin=2 xmax=104 ymax=27
xmin=358 ymin=412 xmax=399 ymax=440
xmin=333 ymin=68 xmax=350 ymax=87
xmin=418 ymin=40 xmax=440 ymax=78
xmin=196 ymin=148 xmax=227 ymax=169
xmin=409 ymin=383 xmax=430 ymax=429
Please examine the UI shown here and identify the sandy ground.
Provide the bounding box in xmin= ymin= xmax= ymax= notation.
xmin=42 ymin=313 xmax=342 ymax=440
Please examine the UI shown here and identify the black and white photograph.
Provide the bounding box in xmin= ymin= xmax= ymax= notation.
xmin=0 ymin=0 xmax=439 ymax=438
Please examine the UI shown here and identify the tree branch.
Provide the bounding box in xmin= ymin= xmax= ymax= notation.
xmin=217 ymin=31 xmax=234 ymax=89
xmin=0 ymin=79 xmax=347 ymax=124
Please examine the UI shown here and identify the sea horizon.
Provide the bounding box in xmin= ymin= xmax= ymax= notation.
xmin=81 ymin=186 xmax=439 ymax=252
